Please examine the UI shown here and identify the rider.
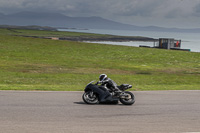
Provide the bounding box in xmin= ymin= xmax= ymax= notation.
xmin=96 ymin=74 xmax=121 ymax=93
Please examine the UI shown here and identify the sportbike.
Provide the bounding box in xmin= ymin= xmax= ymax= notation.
xmin=82 ymin=81 xmax=135 ymax=105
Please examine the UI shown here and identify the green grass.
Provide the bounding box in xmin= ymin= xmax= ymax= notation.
xmin=0 ymin=28 xmax=200 ymax=91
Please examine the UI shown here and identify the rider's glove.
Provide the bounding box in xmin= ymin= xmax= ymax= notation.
xmin=96 ymin=81 xmax=102 ymax=85
xmin=95 ymin=81 xmax=101 ymax=85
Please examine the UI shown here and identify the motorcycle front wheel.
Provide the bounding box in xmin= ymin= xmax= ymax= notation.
xmin=82 ymin=91 xmax=98 ymax=104
xmin=119 ymin=91 xmax=135 ymax=105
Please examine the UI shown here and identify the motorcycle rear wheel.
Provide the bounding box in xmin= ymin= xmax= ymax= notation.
xmin=82 ymin=91 xmax=98 ymax=104
xmin=119 ymin=91 xmax=135 ymax=105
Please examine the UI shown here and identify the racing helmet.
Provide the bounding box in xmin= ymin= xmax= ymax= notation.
xmin=99 ymin=74 xmax=107 ymax=81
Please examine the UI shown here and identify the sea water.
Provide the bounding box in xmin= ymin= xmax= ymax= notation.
xmin=58 ymin=29 xmax=200 ymax=52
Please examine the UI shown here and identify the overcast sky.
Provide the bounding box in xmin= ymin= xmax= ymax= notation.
xmin=0 ymin=0 xmax=200 ymax=28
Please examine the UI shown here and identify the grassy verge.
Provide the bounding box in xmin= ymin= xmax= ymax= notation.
xmin=0 ymin=28 xmax=199 ymax=91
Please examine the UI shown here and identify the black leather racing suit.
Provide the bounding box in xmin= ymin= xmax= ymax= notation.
xmin=98 ymin=78 xmax=119 ymax=91
xmin=96 ymin=78 xmax=121 ymax=102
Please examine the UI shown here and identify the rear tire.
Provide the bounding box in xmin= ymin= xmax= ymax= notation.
xmin=82 ymin=91 xmax=98 ymax=104
xmin=119 ymin=91 xmax=135 ymax=105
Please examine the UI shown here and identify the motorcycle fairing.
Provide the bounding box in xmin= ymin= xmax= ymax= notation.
xmin=85 ymin=84 xmax=118 ymax=103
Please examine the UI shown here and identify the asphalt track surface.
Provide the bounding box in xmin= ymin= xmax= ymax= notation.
xmin=0 ymin=90 xmax=200 ymax=133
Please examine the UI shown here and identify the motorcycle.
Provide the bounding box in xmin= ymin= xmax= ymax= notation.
xmin=82 ymin=81 xmax=135 ymax=105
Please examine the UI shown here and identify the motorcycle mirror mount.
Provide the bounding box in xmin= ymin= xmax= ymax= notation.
xmin=87 ymin=80 xmax=96 ymax=86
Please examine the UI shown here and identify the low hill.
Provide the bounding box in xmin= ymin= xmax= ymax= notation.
xmin=0 ymin=26 xmax=156 ymax=42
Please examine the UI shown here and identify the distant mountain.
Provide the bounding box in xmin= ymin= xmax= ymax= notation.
xmin=1 ymin=11 xmax=200 ymax=33
xmin=0 ymin=11 xmax=139 ymax=30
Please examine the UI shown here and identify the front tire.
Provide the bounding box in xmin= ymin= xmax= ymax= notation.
xmin=82 ymin=91 xmax=98 ymax=104
xmin=119 ymin=91 xmax=135 ymax=105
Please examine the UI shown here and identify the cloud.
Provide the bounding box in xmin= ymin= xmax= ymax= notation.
xmin=194 ymin=3 xmax=200 ymax=17
xmin=0 ymin=0 xmax=199 ymax=17
xmin=0 ymin=0 xmax=200 ymax=28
